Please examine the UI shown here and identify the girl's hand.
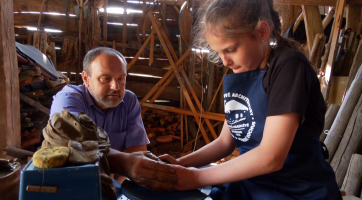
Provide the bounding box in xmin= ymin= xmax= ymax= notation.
xmin=172 ymin=165 xmax=201 ymax=191
xmin=159 ymin=154 xmax=179 ymax=165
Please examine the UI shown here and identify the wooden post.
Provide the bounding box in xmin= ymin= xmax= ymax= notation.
xmin=331 ymin=93 xmax=362 ymax=187
xmin=341 ymin=154 xmax=362 ymax=196
xmin=320 ymin=104 xmax=340 ymax=142
xmin=309 ymin=34 xmax=326 ymax=69
xmin=151 ymin=15 xmax=218 ymax=140
xmin=180 ymin=88 xmax=183 ymax=150
xmin=149 ymin=27 xmax=155 ymax=66
xmin=77 ymin=0 xmax=83 ymax=85
xmin=37 ymin=0 xmax=46 ymax=31
xmin=205 ymin=61 xmax=215 ymax=110
xmin=103 ymin=0 xmax=108 ymax=43
xmin=0 ymin=0 xmax=21 ymax=158
xmin=302 ymin=5 xmax=324 ymax=54
xmin=27 ymin=34 xmax=32 ymax=45
xmin=122 ymin=0 xmax=128 ymax=53
xmin=346 ymin=5 xmax=361 ymax=33
xmin=179 ymin=35 xmax=184 ymax=150
xmin=49 ymin=42 xmax=56 ymax=67
xmin=142 ymin=0 xmax=147 ymax=43
xmin=322 ymin=0 xmax=347 ymax=104
xmin=324 ymin=65 xmax=362 ymax=162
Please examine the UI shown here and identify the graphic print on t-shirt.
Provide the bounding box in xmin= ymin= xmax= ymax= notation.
xmin=224 ymin=92 xmax=256 ymax=142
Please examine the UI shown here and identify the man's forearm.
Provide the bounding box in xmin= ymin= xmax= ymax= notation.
xmin=107 ymin=148 xmax=129 ymax=176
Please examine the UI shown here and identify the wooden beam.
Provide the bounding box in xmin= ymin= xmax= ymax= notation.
xmin=143 ymin=103 xmax=225 ymax=122
xmin=122 ymin=0 xmax=127 ymax=53
xmin=0 ymin=0 xmax=21 ymax=158
xmin=37 ymin=0 xmax=45 ymax=30
xmin=322 ymin=0 xmax=347 ymax=104
xmin=302 ymin=5 xmax=324 ymax=54
xmin=13 ymin=0 xmax=76 ymax=13
xmin=77 ymin=0 xmax=83 ymax=85
xmin=103 ymin=0 xmax=108 ymax=43
xmin=149 ymin=27 xmax=155 ymax=66
xmin=126 ymin=81 xmax=180 ymax=101
xmin=322 ymin=8 xmax=335 ymax=30
xmin=126 ymin=30 xmax=153 ymax=70
xmin=293 ymin=12 xmax=304 ymax=34
xmin=274 ymin=0 xmax=362 ymax=6
xmin=139 ymin=48 xmax=191 ymax=106
xmin=346 ymin=5 xmax=361 ymax=32
xmin=148 ymin=12 xmax=211 ymax=143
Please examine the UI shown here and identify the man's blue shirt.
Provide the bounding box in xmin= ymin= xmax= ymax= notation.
xmin=50 ymin=84 xmax=149 ymax=151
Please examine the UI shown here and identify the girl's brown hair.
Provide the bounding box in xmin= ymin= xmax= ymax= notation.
xmin=193 ymin=0 xmax=305 ymax=66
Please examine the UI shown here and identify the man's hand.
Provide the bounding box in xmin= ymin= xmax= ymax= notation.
xmin=121 ymin=151 xmax=177 ymax=191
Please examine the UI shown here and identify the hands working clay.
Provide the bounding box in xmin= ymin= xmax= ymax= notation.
xmin=108 ymin=150 xmax=178 ymax=191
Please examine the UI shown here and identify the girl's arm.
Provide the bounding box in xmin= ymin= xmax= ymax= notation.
xmin=172 ymin=113 xmax=300 ymax=190
xmin=160 ymin=120 xmax=236 ymax=167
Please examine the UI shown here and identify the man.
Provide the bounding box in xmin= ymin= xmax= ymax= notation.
xmin=50 ymin=47 xmax=176 ymax=190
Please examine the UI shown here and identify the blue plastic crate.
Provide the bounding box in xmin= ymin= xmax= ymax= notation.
xmin=19 ymin=159 xmax=102 ymax=200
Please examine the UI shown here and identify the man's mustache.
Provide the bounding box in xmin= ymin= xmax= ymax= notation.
xmin=106 ymin=90 xmax=121 ymax=95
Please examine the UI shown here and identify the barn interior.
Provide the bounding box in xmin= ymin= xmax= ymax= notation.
xmin=1 ymin=0 xmax=362 ymax=199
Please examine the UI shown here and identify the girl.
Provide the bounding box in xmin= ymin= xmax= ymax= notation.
xmin=160 ymin=0 xmax=342 ymax=199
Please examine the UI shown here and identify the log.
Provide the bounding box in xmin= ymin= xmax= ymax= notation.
xmin=341 ymin=154 xmax=362 ymax=196
xmin=156 ymin=135 xmax=173 ymax=144
xmin=145 ymin=128 xmax=165 ymax=133
xmin=324 ymin=65 xmax=362 ymax=162
xmin=331 ymin=94 xmax=362 ymax=187
xmin=2 ymin=147 xmax=34 ymax=160
xmin=346 ymin=40 xmax=362 ymax=93
xmin=320 ymin=104 xmax=340 ymax=142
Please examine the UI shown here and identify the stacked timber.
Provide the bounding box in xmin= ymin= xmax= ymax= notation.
xmin=17 ymin=50 xmax=69 ymax=152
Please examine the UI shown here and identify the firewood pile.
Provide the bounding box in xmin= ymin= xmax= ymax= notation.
xmin=17 ymin=50 xmax=69 ymax=152
xmin=143 ymin=109 xmax=240 ymax=162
